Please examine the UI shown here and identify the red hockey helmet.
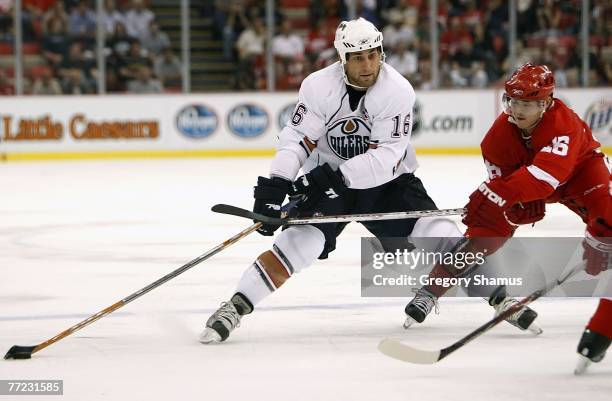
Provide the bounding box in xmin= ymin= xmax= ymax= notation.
xmin=504 ymin=63 xmax=555 ymax=101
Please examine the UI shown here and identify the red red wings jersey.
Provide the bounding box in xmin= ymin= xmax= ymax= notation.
xmin=480 ymin=99 xmax=602 ymax=202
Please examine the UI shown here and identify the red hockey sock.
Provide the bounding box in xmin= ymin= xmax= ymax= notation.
xmin=587 ymin=298 xmax=612 ymax=338
xmin=424 ymin=263 xmax=456 ymax=298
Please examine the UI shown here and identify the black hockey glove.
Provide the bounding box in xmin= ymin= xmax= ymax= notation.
xmin=253 ymin=176 xmax=292 ymax=236
xmin=291 ymin=163 xmax=347 ymax=210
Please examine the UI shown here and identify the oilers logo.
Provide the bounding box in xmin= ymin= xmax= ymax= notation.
xmin=176 ymin=104 xmax=218 ymax=138
xmin=228 ymin=104 xmax=269 ymax=138
xmin=327 ymin=116 xmax=371 ymax=160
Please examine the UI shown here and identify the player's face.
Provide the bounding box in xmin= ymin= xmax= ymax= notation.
xmin=345 ymin=48 xmax=382 ymax=88
xmin=505 ymin=96 xmax=549 ymax=130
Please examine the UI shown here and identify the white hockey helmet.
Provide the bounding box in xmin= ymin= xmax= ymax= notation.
xmin=334 ymin=18 xmax=385 ymax=64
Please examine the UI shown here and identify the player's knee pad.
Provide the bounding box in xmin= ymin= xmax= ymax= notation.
xmin=409 ymin=217 xmax=463 ymax=253
xmin=411 ymin=217 xmax=463 ymax=237
xmin=273 ymin=225 xmax=325 ymax=274
xmin=236 ymin=225 xmax=325 ymax=307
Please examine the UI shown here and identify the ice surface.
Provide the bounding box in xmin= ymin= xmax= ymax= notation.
xmin=1 ymin=156 xmax=610 ymax=401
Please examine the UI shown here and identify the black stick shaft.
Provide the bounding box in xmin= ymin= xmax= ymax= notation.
xmin=438 ymin=262 xmax=586 ymax=361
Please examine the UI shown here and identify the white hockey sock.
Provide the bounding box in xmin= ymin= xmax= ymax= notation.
xmin=236 ymin=225 xmax=325 ymax=307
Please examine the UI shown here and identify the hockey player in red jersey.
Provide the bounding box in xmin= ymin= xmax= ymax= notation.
xmin=405 ymin=63 xmax=612 ymax=338
xmin=575 ymin=298 xmax=612 ymax=374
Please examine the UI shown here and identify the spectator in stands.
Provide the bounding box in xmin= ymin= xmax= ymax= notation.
xmin=31 ymin=66 xmax=62 ymax=95
xmin=19 ymin=0 xmax=52 ymax=40
xmin=235 ymin=17 xmax=266 ymax=89
xmin=42 ymin=17 xmax=70 ymax=67
xmin=119 ymin=40 xmax=151 ymax=82
xmin=105 ymin=21 xmax=132 ymax=88
xmin=154 ymin=46 xmax=182 ymax=88
xmin=484 ymin=0 xmax=508 ymax=38
xmin=0 ymin=68 xmax=13 ymax=95
xmin=125 ymin=0 xmax=155 ymax=40
xmin=141 ymin=20 xmax=170 ymax=55
xmin=386 ymin=40 xmax=418 ymax=80
xmin=591 ymin=0 xmax=610 ymax=40
xmin=272 ymin=19 xmax=304 ymax=61
xmin=417 ymin=59 xmax=435 ymax=90
xmin=305 ymin=20 xmax=334 ymax=63
xmin=24 ymin=0 xmax=55 ymax=16
xmin=343 ymin=0 xmax=380 ymax=27
xmin=58 ymin=41 xmax=95 ymax=91
xmin=272 ymin=19 xmax=305 ymax=89
xmin=64 ymin=0 xmax=83 ymax=10
xmin=0 ymin=1 xmax=10 ymax=42
xmin=68 ymin=0 xmax=96 ymax=45
xmin=470 ymin=61 xmax=488 ymax=88
xmin=516 ymin=0 xmax=539 ymax=36
xmin=450 ymin=36 xmax=481 ymax=77
xmin=221 ymin=4 xmax=250 ymax=60
xmin=566 ymin=41 xmax=611 ymax=86
xmin=440 ymin=15 xmax=472 ymax=59
xmin=61 ymin=69 xmax=92 ymax=94
xmin=381 ymin=0 xmax=418 ymax=27
xmin=42 ymin=1 xmax=69 ymax=34
xmin=460 ymin=0 xmax=484 ymax=31
xmin=127 ymin=65 xmax=163 ymax=93
xmin=382 ymin=13 xmax=415 ymax=50
xmin=102 ymin=0 xmax=126 ymax=36
xmin=213 ymin=0 xmax=245 ymax=40
xmin=447 ymin=61 xmax=468 ymax=87
xmin=105 ymin=68 xmax=124 ymax=92
xmin=107 ymin=22 xmax=133 ymax=58
xmin=0 ymin=1 xmax=36 ymax=41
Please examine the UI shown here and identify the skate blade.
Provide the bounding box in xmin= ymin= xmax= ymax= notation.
xmin=527 ymin=324 xmax=543 ymax=335
xmin=199 ymin=329 xmax=223 ymax=344
xmin=403 ymin=317 xmax=417 ymax=329
xmin=575 ymin=355 xmax=591 ymax=375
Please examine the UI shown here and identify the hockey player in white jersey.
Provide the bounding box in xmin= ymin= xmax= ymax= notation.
xmin=199 ymin=18 xmax=526 ymax=343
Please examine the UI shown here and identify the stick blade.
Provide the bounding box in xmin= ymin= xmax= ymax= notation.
xmin=211 ymin=204 xmax=285 ymax=225
xmin=211 ymin=204 xmax=251 ymax=218
xmin=4 ymin=345 xmax=36 ymax=360
xmin=377 ymin=338 xmax=441 ymax=364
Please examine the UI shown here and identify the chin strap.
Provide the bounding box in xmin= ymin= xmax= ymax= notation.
xmin=343 ymin=74 xmax=369 ymax=90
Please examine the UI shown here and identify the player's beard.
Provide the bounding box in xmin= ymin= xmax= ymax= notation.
xmin=349 ymin=68 xmax=380 ymax=89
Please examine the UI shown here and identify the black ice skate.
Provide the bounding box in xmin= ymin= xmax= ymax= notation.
xmin=575 ymin=329 xmax=612 ymax=375
xmin=488 ymin=286 xmax=542 ymax=335
xmin=404 ymin=288 xmax=439 ymax=328
xmin=199 ymin=293 xmax=253 ymax=344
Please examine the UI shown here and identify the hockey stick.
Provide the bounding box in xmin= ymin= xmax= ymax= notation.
xmin=212 ymin=204 xmax=466 ymax=225
xmin=4 ymin=222 xmax=262 ymax=360
xmin=378 ymin=261 xmax=586 ymax=364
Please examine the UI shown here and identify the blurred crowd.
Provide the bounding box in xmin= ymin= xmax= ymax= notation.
xmin=216 ymin=0 xmax=611 ymax=90
xmin=0 ymin=0 xmax=610 ymax=94
xmin=0 ymin=0 xmax=181 ymax=94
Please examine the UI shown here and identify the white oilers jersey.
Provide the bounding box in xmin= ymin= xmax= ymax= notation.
xmin=269 ymin=61 xmax=418 ymax=189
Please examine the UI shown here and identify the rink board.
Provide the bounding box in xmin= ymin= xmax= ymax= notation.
xmin=0 ymin=88 xmax=610 ymax=160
